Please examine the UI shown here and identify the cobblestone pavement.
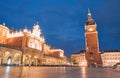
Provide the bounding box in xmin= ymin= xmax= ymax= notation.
xmin=0 ymin=66 xmax=119 ymax=78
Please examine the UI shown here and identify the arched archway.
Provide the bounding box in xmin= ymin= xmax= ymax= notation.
xmin=2 ymin=51 xmax=12 ymax=65
xmin=23 ymin=55 xmax=31 ymax=66
xmin=7 ymin=57 xmax=12 ymax=65
xmin=12 ymin=53 xmax=21 ymax=66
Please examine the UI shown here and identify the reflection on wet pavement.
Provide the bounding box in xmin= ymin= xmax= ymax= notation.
xmin=0 ymin=66 xmax=119 ymax=78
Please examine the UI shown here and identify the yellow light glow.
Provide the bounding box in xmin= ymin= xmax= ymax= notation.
xmin=88 ymin=28 xmax=94 ymax=32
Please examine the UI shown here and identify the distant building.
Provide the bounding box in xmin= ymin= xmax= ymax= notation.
xmin=41 ymin=55 xmax=65 ymax=65
xmin=84 ymin=9 xmax=102 ymax=66
xmin=43 ymin=44 xmax=64 ymax=58
xmin=71 ymin=50 xmax=87 ymax=66
xmin=47 ymin=49 xmax=64 ymax=58
xmin=101 ymin=51 xmax=120 ymax=67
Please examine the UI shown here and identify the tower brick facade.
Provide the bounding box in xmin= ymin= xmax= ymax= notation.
xmin=85 ymin=9 xmax=102 ymax=67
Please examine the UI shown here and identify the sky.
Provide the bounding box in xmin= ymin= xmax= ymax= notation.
xmin=0 ymin=0 xmax=120 ymax=57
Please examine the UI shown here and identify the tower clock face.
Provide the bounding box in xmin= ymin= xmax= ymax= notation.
xmin=88 ymin=28 xmax=94 ymax=32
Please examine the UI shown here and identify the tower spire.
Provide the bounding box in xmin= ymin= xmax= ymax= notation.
xmin=86 ymin=8 xmax=95 ymax=26
xmin=88 ymin=8 xmax=91 ymax=16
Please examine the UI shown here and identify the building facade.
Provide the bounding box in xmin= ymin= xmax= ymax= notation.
xmin=0 ymin=23 xmax=66 ymax=66
xmin=0 ymin=46 xmax=22 ymax=65
xmin=0 ymin=23 xmax=45 ymax=51
xmin=101 ymin=51 xmax=120 ymax=67
xmin=71 ymin=50 xmax=87 ymax=66
xmin=84 ymin=9 xmax=102 ymax=66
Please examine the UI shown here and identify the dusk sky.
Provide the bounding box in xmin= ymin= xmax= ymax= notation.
xmin=0 ymin=0 xmax=120 ymax=56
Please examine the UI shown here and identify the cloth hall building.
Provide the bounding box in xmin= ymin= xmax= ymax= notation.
xmin=0 ymin=23 xmax=66 ymax=66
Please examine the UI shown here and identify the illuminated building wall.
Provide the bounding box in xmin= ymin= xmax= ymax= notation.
xmin=0 ymin=23 xmax=45 ymax=51
xmin=6 ymin=37 xmax=23 ymax=48
xmin=0 ymin=24 xmax=8 ymax=44
xmin=42 ymin=44 xmax=51 ymax=55
xmin=41 ymin=56 xmax=65 ymax=65
xmin=48 ymin=49 xmax=64 ymax=58
xmin=101 ymin=51 xmax=120 ymax=67
xmin=0 ymin=22 xmax=66 ymax=66
xmin=71 ymin=51 xmax=87 ymax=66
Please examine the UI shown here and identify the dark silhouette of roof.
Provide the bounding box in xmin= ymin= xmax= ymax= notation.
xmin=102 ymin=50 xmax=120 ymax=53
xmin=72 ymin=50 xmax=86 ymax=54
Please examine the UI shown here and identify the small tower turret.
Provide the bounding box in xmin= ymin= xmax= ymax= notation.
xmin=32 ymin=22 xmax=41 ymax=38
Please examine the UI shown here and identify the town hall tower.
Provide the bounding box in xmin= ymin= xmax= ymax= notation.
xmin=85 ymin=9 xmax=102 ymax=67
